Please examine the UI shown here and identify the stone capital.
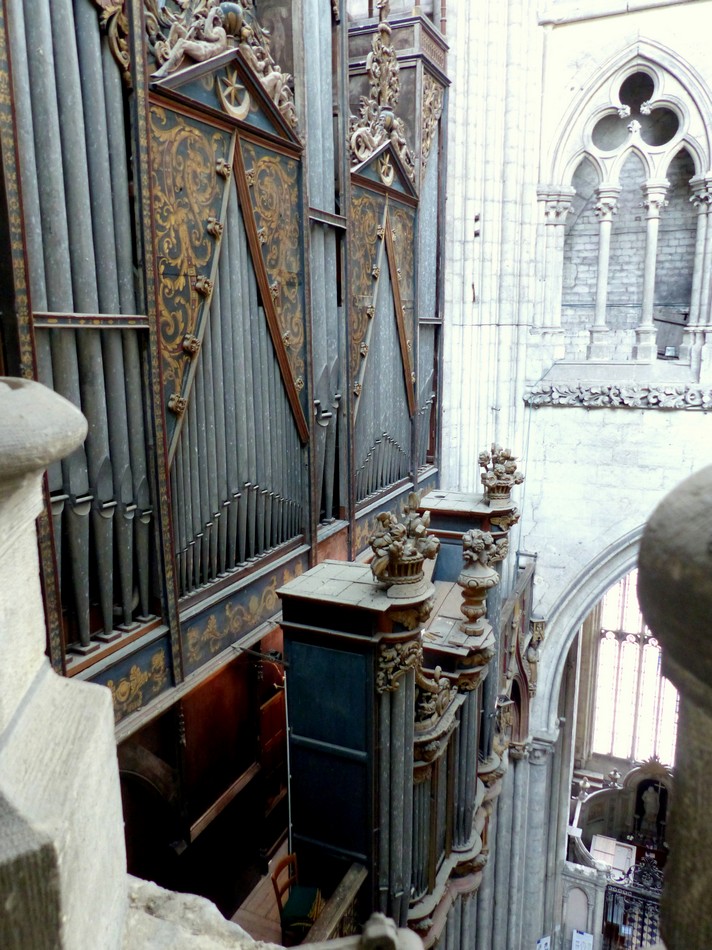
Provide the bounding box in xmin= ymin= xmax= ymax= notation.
xmin=642 ymin=179 xmax=669 ymax=219
xmin=594 ymin=184 xmax=621 ymax=222
xmin=537 ymin=185 xmax=576 ymax=225
xmin=689 ymin=177 xmax=711 ymax=211
xmin=528 ymin=738 xmax=556 ymax=766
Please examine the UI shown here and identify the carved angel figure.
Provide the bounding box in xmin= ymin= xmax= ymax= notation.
xmin=153 ymin=6 xmax=229 ymax=78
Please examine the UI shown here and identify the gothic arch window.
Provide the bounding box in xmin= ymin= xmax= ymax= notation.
xmin=591 ymin=569 xmax=678 ymax=766
xmin=545 ymin=53 xmax=712 ymax=367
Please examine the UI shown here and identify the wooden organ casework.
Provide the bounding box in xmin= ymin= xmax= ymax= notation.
xmin=0 ymin=0 xmax=448 ymax=915
xmin=279 ymin=453 xmax=538 ymax=946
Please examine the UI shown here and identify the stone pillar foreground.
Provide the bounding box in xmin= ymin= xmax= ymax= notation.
xmin=0 ymin=377 xmax=128 ymax=949
xmin=638 ymin=464 xmax=712 ymax=950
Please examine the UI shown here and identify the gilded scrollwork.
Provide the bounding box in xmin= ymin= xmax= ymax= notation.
xmin=240 ymin=141 xmax=305 ymax=389
xmin=415 ymin=664 xmax=454 ymax=724
xmin=107 ymin=649 xmax=169 ymax=722
xmin=144 ymin=0 xmax=300 ymax=135
xmin=348 ymin=2 xmax=415 ymax=180
xmin=150 ymin=105 xmax=232 ymax=439
xmin=377 ymin=638 xmax=422 ymax=693
xmin=92 ymin=1 xmax=131 ymax=86
xmin=421 ymin=74 xmax=444 ymax=170
xmin=350 ymin=188 xmax=385 ymax=382
xmin=389 ymin=204 xmax=415 ymax=348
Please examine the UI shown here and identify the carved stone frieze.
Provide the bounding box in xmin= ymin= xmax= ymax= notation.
xmin=545 ymin=198 xmax=572 ymax=224
xmin=348 ymin=1 xmax=416 ymax=180
xmin=369 ymin=492 xmax=440 ymax=592
xmin=593 ymin=194 xmax=618 ymax=221
xmin=524 ymin=382 xmax=712 ymax=410
xmin=376 ymin=638 xmax=421 ymax=693
xmin=538 ymin=186 xmax=575 ymax=225
xmin=144 ymin=1 xmax=300 ymax=134
xmin=642 ymin=182 xmax=669 ymax=218
xmin=478 ymin=444 xmax=524 ymax=506
xmin=529 ymin=740 xmax=555 ymax=766
xmin=421 ymin=74 xmax=444 ymax=171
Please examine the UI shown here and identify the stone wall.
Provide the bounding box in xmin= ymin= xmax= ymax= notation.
xmin=442 ymin=2 xmax=712 ymax=945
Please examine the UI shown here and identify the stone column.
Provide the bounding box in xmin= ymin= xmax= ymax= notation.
xmin=492 ymin=764 xmax=515 ymax=949
xmin=679 ymin=179 xmax=709 ymax=366
xmin=633 ymin=180 xmax=669 ymax=361
xmin=506 ymin=744 xmax=530 ymax=950
xmin=0 ymin=378 xmax=128 ymax=950
xmin=520 ymin=740 xmax=555 ymax=950
xmin=638 ymin=464 xmax=712 ymax=950
xmin=537 ymin=187 xmax=575 ymax=362
xmin=587 ymin=185 xmax=620 ymax=360
xmin=698 ymin=178 xmax=712 ymax=381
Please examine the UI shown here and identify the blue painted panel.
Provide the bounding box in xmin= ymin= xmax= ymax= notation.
xmin=287 ymin=642 xmax=369 ymax=752
xmin=290 ymin=746 xmax=370 ymax=858
xmin=89 ymin=635 xmax=172 ymax=723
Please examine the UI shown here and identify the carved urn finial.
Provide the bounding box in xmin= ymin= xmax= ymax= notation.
xmin=478 ymin=443 xmax=524 ymax=507
xmin=457 ymin=529 xmax=501 ymax=637
xmin=347 ymin=0 xmax=416 ymax=180
xmin=369 ymin=492 xmax=440 ymax=595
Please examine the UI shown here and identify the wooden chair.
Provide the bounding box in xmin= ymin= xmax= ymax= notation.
xmin=270 ymin=853 xmax=323 ymax=946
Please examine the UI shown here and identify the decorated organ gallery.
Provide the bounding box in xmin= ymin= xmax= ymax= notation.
xmin=0 ymin=0 xmax=543 ymax=945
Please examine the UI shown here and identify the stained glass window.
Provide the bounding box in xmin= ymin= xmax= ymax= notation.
xmin=591 ymin=569 xmax=678 ymax=765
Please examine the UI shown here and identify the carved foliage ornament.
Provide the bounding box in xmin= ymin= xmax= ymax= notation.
xmin=478 ymin=444 xmax=524 ymax=503
xmin=377 ymin=639 xmax=421 ymax=693
xmin=458 ymin=529 xmax=500 ymax=639
xmin=415 ymin=664 xmax=454 ymax=725
xmin=349 ymin=1 xmax=416 ymax=181
xmin=93 ymin=1 xmax=131 ymax=85
xmin=525 ymin=382 xmax=712 ymax=410
xmin=421 ymin=74 xmax=444 ymax=170
xmin=143 ymin=1 xmax=300 ymax=134
xmin=369 ymin=492 xmax=440 ymax=588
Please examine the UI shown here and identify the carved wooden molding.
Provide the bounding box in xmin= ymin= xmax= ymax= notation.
xmin=421 ymin=74 xmax=444 ymax=171
xmin=93 ymin=1 xmax=131 ymax=85
xmin=348 ymin=2 xmax=415 ymax=180
xmin=376 ymin=639 xmax=421 ymax=693
xmin=142 ymin=0 xmax=300 ymax=134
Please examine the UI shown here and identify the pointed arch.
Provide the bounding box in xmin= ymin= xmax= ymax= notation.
xmin=530 ymin=526 xmax=644 ymax=740
xmin=546 ymin=38 xmax=712 ymax=188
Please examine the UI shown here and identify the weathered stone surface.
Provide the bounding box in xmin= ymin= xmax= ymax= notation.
xmin=638 ymin=464 xmax=712 ymax=950
xmin=123 ymin=877 xmax=279 ymax=949
xmin=0 ymin=377 xmax=86 ymax=480
xmin=0 ymin=378 xmax=125 ymax=949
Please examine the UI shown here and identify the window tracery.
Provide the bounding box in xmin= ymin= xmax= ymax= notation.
xmin=540 ymin=50 xmax=712 ymax=373
xmin=591 ymin=569 xmax=678 ymax=766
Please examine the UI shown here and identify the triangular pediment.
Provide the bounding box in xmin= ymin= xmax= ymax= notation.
xmin=352 ymin=141 xmax=418 ymax=199
xmin=151 ymin=49 xmax=301 ymax=146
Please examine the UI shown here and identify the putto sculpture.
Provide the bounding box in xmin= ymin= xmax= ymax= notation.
xmin=139 ymin=0 xmax=300 ymax=132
